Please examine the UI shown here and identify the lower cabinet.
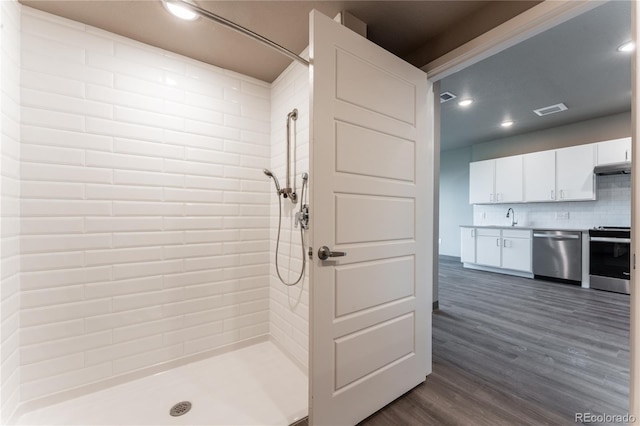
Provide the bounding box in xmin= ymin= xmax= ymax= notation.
xmin=476 ymin=229 xmax=501 ymax=267
xmin=501 ymin=229 xmax=532 ymax=272
xmin=460 ymin=227 xmax=476 ymax=263
xmin=460 ymin=227 xmax=532 ymax=273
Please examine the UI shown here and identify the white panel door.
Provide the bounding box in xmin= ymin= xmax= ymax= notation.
xmin=469 ymin=159 xmax=495 ymax=204
xmin=495 ymin=155 xmax=523 ymax=203
xmin=556 ymin=144 xmax=596 ymax=201
xmin=309 ymin=10 xmax=430 ymax=426
xmin=524 ymin=150 xmax=556 ymax=202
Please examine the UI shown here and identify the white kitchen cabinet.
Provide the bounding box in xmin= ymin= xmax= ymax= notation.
xmin=556 ymin=144 xmax=596 ymax=201
xmin=460 ymin=227 xmax=476 ymax=263
xmin=524 ymin=150 xmax=556 ymax=202
xmin=469 ymin=159 xmax=495 ymax=204
xmin=475 ymin=228 xmax=501 ymax=267
xmin=495 ymin=155 xmax=523 ymax=203
xmin=469 ymin=156 xmax=523 ymax=204
xmin=597 ymin=137 xmax=631 ymax=165
xmin=461 ymin=227 xmax=532 ymax=275
xmin=501 ymin=229 xmax=532 ymax=272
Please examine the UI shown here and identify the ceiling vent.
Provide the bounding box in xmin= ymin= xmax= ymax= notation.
xmin=533 ymin=103 xmax=568 ymax=117
xmin=440 ymin=91 xmax=457 ymax=103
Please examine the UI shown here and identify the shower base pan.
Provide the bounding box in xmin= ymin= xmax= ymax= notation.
xmin=17 ymin=341 xmax=308 ymax=425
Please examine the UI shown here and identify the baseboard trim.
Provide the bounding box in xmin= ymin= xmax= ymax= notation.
xmin=463 ymin=263 xmax=534 ymax=279
xmin=11 ymin=334 xmax=269 ymax=424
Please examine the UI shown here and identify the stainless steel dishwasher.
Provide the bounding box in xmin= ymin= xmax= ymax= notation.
xmin=532 ymin=230 xmax=582 ymax=282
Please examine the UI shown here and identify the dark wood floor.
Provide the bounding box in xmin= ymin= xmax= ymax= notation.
xmin=359 ymin=257 xmax=630 ymax=425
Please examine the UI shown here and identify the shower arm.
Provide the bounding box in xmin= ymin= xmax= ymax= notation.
xmin=169 ymin=0 xmax=309 ymax=67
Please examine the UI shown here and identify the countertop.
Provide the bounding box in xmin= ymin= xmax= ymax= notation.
xmin=460 ymin=225 xmax=590 ymax=232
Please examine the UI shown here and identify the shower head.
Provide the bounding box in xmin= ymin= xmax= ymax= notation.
xmin=263 ymin=168 xmax=281 ymax=193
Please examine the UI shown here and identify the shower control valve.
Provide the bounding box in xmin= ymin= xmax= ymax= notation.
xmin=295 ymin=204 xmax=309 ymax=230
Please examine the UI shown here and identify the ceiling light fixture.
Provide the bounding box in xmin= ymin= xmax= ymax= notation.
xmin=617 ymin=41 xmax=635 ymax=52
xmin=163 ymin=0 xmax=199 ymax=21
xmin=458 ymin=99 xmax=473 ymax=107
xmin=501 ymin=120 xmax=514 ymax=128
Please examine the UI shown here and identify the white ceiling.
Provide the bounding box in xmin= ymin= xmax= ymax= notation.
xmin=440 ymin=1 xmax=632 ymax=151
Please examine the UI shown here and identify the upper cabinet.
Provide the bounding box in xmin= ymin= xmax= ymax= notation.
xmin=470 ymin=142 xmax=601 ymax=204
xmin=469 ymin=157 xmax=523 ymax=204
xmin=524 ymin=150 xmax=555 ymax=202
xmin=556 ymin=144 xmax=596 ymax=201
xmin=469 ymin=159 xmax=495 ymax=204
xmin=597 ymin=137 xmax=631 ymax=165
xmin=495 ymin=156 xmax=523 ymax=203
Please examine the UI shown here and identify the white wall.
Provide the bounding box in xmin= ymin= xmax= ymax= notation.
xmin=18 ymin=7 xmax=272 ymax=404
xmin=269 ymin=57 xmax=309 ymax=369
xmin=438 ymin=146 xmax=472 ymax=257
xmin=1 ymin=0 xmax=21 ymax=421
xmin=474 ymin=174 xmax=631 ymax=229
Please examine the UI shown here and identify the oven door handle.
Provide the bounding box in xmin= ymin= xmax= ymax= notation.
xmin=590 ymin=237 xmax=631 ymax=243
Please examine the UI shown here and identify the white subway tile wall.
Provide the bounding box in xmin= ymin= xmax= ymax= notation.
xmin=269 ymin=58 xmax=309 ymax=369
xmin=473 ymin=175 xmax=631 ymax=229
xmin=1 ymin=0 xmax=22 ymax=422
xmin=18 ymin=7 xmax=273 ymax=403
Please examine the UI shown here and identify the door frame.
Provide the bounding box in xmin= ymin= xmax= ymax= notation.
xmin=422 ymin=0 xmax=638 ymax=416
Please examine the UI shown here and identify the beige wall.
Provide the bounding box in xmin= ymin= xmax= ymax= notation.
xmin=471 ymin=111 xmax=631 ymax=161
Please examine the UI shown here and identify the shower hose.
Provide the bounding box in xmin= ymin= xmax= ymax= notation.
xmin=273 ymin=193 xmax=306 ymax=286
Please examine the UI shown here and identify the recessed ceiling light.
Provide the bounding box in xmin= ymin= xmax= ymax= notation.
xmin=458 ymin=99 xmax=473 ymax=107
xmin=618 ymin=41 xmax=635 ymax=52
xmin=163 ymin=0 xmax=199 ymax=21
xmin=501 ymin=120 xmax=514 ymax=128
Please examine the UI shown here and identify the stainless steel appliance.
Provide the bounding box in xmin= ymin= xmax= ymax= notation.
xmin=533 ymin=230 xmax=582 ymax=282
xmin=589 ymin=226 xmax=630 ymax=294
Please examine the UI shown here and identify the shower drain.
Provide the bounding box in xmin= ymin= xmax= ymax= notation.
xmin=169 ymin=401 xmax=192 ymax=417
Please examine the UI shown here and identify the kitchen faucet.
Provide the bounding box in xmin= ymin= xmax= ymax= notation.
xmin=506 ymin=208 xmax=518 ymax=226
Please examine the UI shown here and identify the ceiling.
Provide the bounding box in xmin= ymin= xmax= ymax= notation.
xmin=18 ymin=0 xmax=627 ymax=151
xmin=440 ymin=1 xmax=632 ymax=151
xmin=20 ymin=0 xmax=539 ymax=82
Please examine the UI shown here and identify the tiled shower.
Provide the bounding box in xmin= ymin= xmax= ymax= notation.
xmin=0 ymin=2 xmax=310 ymax=423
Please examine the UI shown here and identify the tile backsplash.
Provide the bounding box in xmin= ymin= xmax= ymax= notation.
xmin=474 ymin=174 xmax=631 ymax=229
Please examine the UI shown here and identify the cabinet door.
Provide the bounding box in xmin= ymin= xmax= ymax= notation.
xmin=556 ymin=144 xmax=595 ymax=201
xmin=495 ymin=155 xmax=523 ymax=203
xmin=475 ymin=231 xmax=501 ymax=267
xmin=469 ymin=160 xmax=495 ymax=204
xmin=501 ymin=237 xmax=532 ymax=272
xmin=597 ymin=137 xmax=631 ymax=165
xmin=460 ymin=228 xmax=476 ymax=263
xmin=524 ymin=150 xmax=556 ymax=202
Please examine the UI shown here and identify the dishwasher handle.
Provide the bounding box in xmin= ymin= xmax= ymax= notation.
xmin=533 ymin=233 xmax=580 ymax=239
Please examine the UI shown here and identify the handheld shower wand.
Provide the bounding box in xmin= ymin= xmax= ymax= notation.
xmin=263 ymin=169 xmax=281 ymax=194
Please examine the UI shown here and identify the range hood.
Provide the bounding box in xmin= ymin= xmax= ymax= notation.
xmin=594 ymin=162 xmax=631 ymax=175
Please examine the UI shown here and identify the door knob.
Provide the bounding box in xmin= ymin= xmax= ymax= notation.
xmin=318 ymin=246 xmax=346 ymax=260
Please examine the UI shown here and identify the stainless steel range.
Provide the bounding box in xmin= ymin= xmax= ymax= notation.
xmin=589 ymin=226 xmax=631 ymax=294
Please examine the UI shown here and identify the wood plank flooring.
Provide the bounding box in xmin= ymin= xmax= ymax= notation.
xmin=359 ymin=257 xmax=630 ymax=425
